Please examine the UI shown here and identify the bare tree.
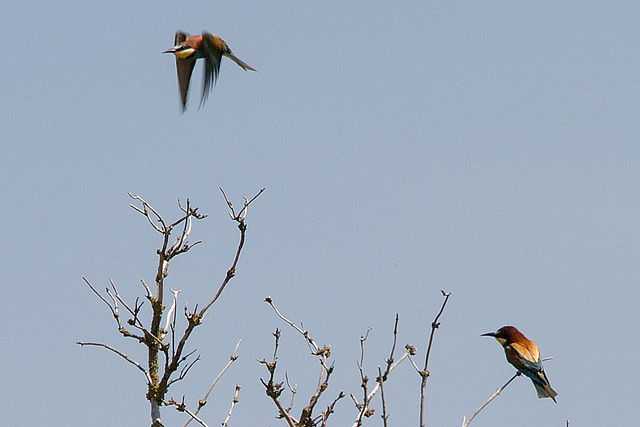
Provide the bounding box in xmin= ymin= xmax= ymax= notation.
xmin=78 ymin=189 xmax=263 ymax=427
xmin=77 ymin=191 xmax=553 ymax=426
xmin=260 ymin=292 xmax=452 ymax=427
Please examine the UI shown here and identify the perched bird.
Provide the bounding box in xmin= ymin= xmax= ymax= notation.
xmin=163 ymin=31 xmax=256 ymax=111
xmin=482 ymin=326 xmax=557 ymax=403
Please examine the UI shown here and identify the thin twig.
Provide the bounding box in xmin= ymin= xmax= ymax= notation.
xmin=259 ymin=329 xmax=298 ymax=427
xmin=461 ymin=372 xmax=520 ymax=427
xmin=182 ymin=340 xmax=242 ymax=427
xmin=285 ymin=373 xmax=297 ymax=412
xmin=167 ymin=353 xmax=200 ymax=387
xmin=351 ymin=317 xmax=411 ymax=427
xmin=107 ymin=280 xmax=159 ymax=344
xmin=320 ymin=391 xmax=345 ymax=427
xmin=140 ymin=278 xmax=153 ymax=299
xmin=419 ymin=290 xmax=451 ymax=427
xmin=378 ymin=366 xmax=388 ymax=427
xmin=199 ymin=188 xmax=264 ymax=319
xmin=82 ymin=277 xmax=116 ymax=318
xmin=182 ymin=407 xmax=208 ymax=427
xmin=166 ymin=397 xmax=210 ymax=427
xmin=461 ymin=357 xmax=554 ymax=427
xmin=264 ymin=297 xmax=323 ymax=354
xmin=382 ymin=314 xmax=399 ymax=380
xmin=221 ymin=385 xmax=241 ymax=427
xmin=261 ymin=298 xmax=334 ymax=426
xmin=353 ymin=328 xmax=373 ymax=426
xmin=351 ymin=346 xmax=413 ymax=427
xmin=163 ymin=289 xmax=180 ymax=340
xmin=76 ymin=341 xmax=151 ymax=384
xmin=128 ymin=193 xmax=166 ymax=233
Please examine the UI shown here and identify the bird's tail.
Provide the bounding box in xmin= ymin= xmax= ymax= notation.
xmin=225 ymin=53 xmax=257 ymax=72
xmin=533 ymin=379 xmax=558 ymax=403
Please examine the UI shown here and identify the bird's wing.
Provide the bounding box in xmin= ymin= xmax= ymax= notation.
xmin=506 ymin=342 xmax=545 ymax=382
xmin=175 ymin=31 xmax=189 ymax=46
xmin=199 ymin=32 xmax=223 ymax=108
xmin=175 ymin=56 xmax=196 ymax=111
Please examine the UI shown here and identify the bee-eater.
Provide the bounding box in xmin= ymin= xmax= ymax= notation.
xmin=163 ymin=31 xmax=256 ymax=111
xmin=482 ymin=326 xmax=557 ymax=403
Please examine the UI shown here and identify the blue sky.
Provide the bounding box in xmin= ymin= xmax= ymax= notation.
xmin=1 ymin=2 xmax=639 ymax=426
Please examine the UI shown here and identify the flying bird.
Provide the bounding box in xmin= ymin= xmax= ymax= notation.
xmin=482 ymin=326 xmax=558 ymax=402
xmin=163 ymin=31 xmax=256 ymax=111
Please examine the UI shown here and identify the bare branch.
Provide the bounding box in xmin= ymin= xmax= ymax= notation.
xmin=76 ymin=341 xmax=151 ymax=384
xmin=300 ymin=361 xmax=335 ymax=425
xmin=419 ymin=290 xmax=451 ymax=427
xmin=169 ymin=199 xmax=192 ymax=253
xmin=351 ymin=345 xmax=413 ymax=426
xmin=285 ymin=373 xmax=297 ymax=413
xmin=163 ymin=289 xmax=180 ymax=340
xmin=263 ymin=297 xmax=338 ymax=425
xmin=264 ymin=296 xmax=324 ymax=355
xmin=319 ymin=391 xmax=345 ymax=427
xmin=351 ymin=317 xmax=413 ymax=427
xmin=82 ymin=193 xmax=260 ymax=427
xmin=181 ymin=407 xmax=208 ymax=427
xmin=128 ymin=193 xmax=166 ymax=233
xmin=221 ymin=385 xmax=241 ymax=427
xmin=140 ymin=279 xmax=153 ymax=299
xmin=198 ymin=188 xmax=264 ymax=319
xmin=259 ymin=329 xmax=298 ymax=427
xmin=182 ymin=340 xmax=242 ymax=427
xmin=219 ymin=187 xmax=265 ymax=221
xmin=108 ymin=280 xmax=153 ymax=340
xmin=167 ymin=353 xmax=200 ymax=387
xmin=378 ymin=366 xmax=388 ymax=427
xmin=407 ymin=351 xmax=421 ymax=373
xmin=461 ymin=357 xmax=554 ymax=427
xmin=359 ymin=328 xmax=372 ymax=369
xmin=382 ymin=314 xmax=399 ymax=380
xmin=82 ymin=277 xmax=117 ymax=318
xmin=166 ymin=397 xmax=210 ymax=427
xmin=82 ymin=277 xmax=148 ymax=343
xmin=352 ymin=327 xmax=373 ymax=426
xmin=461 ymin=372 xmax=520 ymax=427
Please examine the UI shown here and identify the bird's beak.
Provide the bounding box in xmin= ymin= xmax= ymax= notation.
xmin=163 ymin=48 xmax=177 ymax=54
xmin=481 ymin=332 xmax=496 ymax=337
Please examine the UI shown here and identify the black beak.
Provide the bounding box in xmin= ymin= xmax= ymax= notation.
xmin=481 ymin=332 xmax=496 ymax=337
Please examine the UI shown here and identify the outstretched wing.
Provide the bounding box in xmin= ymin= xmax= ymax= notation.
xmin=175 ymin=56 xmax=196 ymax=111
xmin=199 ymin=32 xmax=223 ymax=109
xmin=172 ymin=32 xmax=195 ymax=111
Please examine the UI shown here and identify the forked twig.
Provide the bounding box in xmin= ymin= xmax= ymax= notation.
xmin=199 ymin=188 xmax=265 ymax=319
